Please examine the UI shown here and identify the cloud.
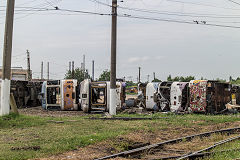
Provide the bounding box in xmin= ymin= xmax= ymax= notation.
xmin=127 ymin=56 xmax=164 ymax=63
xmin=127 ymin=56 xmax=150 ymax=63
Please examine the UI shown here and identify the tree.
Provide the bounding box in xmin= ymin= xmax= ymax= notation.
xmin=65 ymin=68 xmax=89 ymax=82
xmin=230 ymin=77 xmax=240 ymax=85
xmin=167 ymin=75 xmax=172 ymax=81
xmin=216 ymin=78 xmax=226 ymax=83
xmin=152 ymin=78 xmax=162 ymax=82
xmin=167 ymin=75 xmax=195 ymax=82
xmin=98 ymin=70 xmax=110 ymax=81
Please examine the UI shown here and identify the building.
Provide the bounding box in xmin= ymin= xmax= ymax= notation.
xmin=0 ymin=67 xmax=32 ymax=81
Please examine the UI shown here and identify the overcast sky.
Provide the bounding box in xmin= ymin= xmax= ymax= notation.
xmin=0 ymin=0 xmax=240 ymax=82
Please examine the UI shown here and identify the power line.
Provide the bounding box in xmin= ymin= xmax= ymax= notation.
xmin=166 ymin=0 xmax=240 ymax=11
xmin=57 ymin=8 xmax=112 ymax=15
xmin=0 ymin=3 xmax=240 ymax=29
xmin=227 ymin=0 xmax=240 ymax=5
xmin=117 ymin=5 xmax=240 ymax=19
xmin=87 ymin=0 xmax=240 ymax=19
xmin=118 ymin=14 xmax=240 ymax=29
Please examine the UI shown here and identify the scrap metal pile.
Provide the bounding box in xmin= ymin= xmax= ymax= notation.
xmin=10 ymin=80 xmax=42 ymax=108
xmin=40 ymin=79 xmax=126 ymax=113
xmin=38 ymin=78 xmax=240 ymax=114
xmin=136 ymin=80 xmax=239 ymax=114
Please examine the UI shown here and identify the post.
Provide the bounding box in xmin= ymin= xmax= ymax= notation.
xmin=92 ymin=60 xmax=95 ymax=81
xmin=147 ymin=75 xmax=150 ymax=82
xmin=69 ymin=61 xmax=71 ymax=72
xmin=47 ymin=62 xmax=49 ymax=80
xmin=83 ymin=55 xmax=85 ymax=72
xmin=153 ymin=72 xmax=156 ymax=81
xmin=72 ymin=61 xmax=75 ymax=79
xmin=109 ymin=0 xmax=117 ymax=115
xmin=1 ymin=0 xmax=15 ymax=116
xmin=138 ymin=67 xmax=141 ymax=83
xmin=27 ymin=50 xmax=32 ymax=81
xmin=83 ymin=55 xmax=86 ymax=78
xmin=41 ymin=62 xmax=43 ymax=80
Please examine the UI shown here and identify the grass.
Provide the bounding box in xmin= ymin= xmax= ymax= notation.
xmin=0 ymin=113 xmax=240 ymax=160
xmin=203 ymin=138 xmax=240 ymax=160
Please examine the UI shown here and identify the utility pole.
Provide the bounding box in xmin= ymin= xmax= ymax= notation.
xmin=41 ymin=62 xmax=43 ymax=80
xmin=138 ymin=67 xmax=141 ymax=83
xmin=92 ymin=60 xmax=95 ymax=81
xmin=83 ymin=54 xmax=85 ymax=72
xmin=86 ymin=69 xmax=89 ymax=79
xmin=72 ymin=61 xmax=75 ymax=79
xmin=69 ymin=61 xmax=71 ymax=72
xmin=47 ymin=62 xmax=49 ymax=80
xmin=1 ymin=0 xmax=15 ymax=116
xmin=109 ymin=0 xmax=117 ymax=115
xmin=27 ymin=50 xmax=32 ymax=81
xmin=147 ymin=75 xmax=150 ymax=82
xmin=83 ymin=55 xmax=86 ymax=79
xmin=153 ymin=72 xmax=156 ymax=81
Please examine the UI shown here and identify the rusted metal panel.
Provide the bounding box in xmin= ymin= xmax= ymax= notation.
xmin=42 ymin=79 xmax=78 ymax=111
xmin=62 ymin=79 xmax=77 ymax=110
xmin=231 ymin=85 xmax=240 ymax=105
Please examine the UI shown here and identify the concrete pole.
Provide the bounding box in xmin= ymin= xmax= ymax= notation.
xmin=83 ymin=55 xmax=85 ymax=72
xmin=27 ymin=50 xmax=32 ymax=81
xmin=41 ymin=62 xmax=43 ymax=80
xmin=92 ymin=60 xmax=95 ymax=81
xmin=138 ymin=67 xmax=141 ymax=83
xmin=69 ymin=61 xmax=71 ymax=72
xmin=109 ymin=0 xmax=117 ymax=115
xmin=1 ymin=0 xmax=15 ymax=116
xmin=72 ymin=61 xmax=75 ymax=79
xmin=47 ymin=62 xmax=49 ymax=80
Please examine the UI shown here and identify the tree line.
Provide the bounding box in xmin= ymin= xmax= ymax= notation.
xmin=65 ymin=69 xmax=240 ymax=86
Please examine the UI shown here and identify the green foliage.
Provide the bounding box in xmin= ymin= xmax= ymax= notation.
xmin=216 ymin=78 xmax=226 ymax=83
xmin=64 ymin=68 xmax=90 ymax=82
xmin=98 ymin=70 xmax=110 ymax=81
xmin=152 ymin=78 xmax=162 ymax=82
xmin=230 ymin=77 xmax=240 ymax=85
xmin=167 ymin=75 xmax=195 ymax=82
xmin=167 ymin=75 xmax=172 ymax=81
xmin=126 ymin=81 xmax=137 ymax=87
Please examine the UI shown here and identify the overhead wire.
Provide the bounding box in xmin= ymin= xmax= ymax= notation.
xmin=117 ymin=5 xmax=240 ymax=19
xmin=0 ymin=0 xmax=239 ymax=29
xmin=227 ymin=0 xmax=240 ymax=5
xmin=86 ymin=0 xmax=240 ymax=19
xmin=118 ymin=14 xmax=240 ymax=29
xmin=166 ymin=0 xmax=240 ymax=10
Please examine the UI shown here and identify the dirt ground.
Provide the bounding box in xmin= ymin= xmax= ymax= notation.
xmin=19 ymin=107 xmax=88 ymax=117
xmin=35 ymin=121 xmax=240 ymax=160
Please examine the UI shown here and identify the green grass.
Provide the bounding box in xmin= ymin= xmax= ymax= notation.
xmin=203 ymin=139 xmax=240 ymax=160
xmin=0 ymin=113 xmax=240 ymax=160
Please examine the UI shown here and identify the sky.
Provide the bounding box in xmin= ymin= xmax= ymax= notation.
xmin=0 ymin=0 xmax=240 ymax=82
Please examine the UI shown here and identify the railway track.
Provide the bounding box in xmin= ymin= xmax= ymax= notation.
xmin=95 ymin=127 xmax=240 ymax=160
